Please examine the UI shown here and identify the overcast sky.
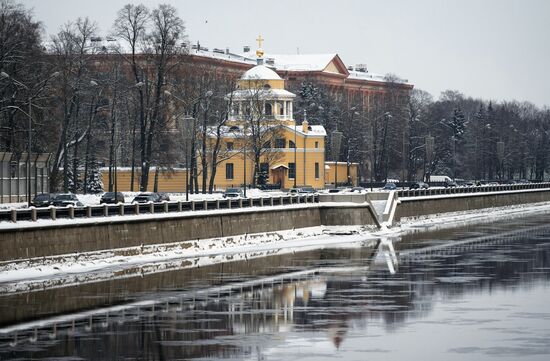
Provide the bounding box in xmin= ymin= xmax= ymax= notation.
xmin=25 ymin=0 xmax=550 ymax=107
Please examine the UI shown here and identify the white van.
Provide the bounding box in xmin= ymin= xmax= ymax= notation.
xmin=428 ymin=175 xmax=457 ymax=187
xmin=428 ymin=175 xmax=452 ymax=183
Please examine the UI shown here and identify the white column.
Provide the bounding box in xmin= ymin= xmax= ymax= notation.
xmin=289 ymin=101 xmax=293 ymax=119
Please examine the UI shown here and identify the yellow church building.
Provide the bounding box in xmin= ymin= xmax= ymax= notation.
xmin=208 ymin=60 xmax=327 ymax=190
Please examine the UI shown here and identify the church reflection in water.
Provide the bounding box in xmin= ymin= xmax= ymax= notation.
xmin=2 ymin=220 xmax=550 ymax=360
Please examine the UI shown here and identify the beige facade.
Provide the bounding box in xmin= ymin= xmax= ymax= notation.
xmin=324 ymin=161 xmax=359 ymax=187
xmin=207 ymin=63 xmax=327 ymax=190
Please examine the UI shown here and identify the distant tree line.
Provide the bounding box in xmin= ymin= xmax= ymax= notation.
xmin=1 ymin=0 xmax=549 ymax=197
xmin=292 ymin=79 xmax=550 ymax=183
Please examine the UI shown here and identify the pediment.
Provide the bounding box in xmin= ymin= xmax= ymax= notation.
xmin=322 ymin=55 xmax=349 ymax=76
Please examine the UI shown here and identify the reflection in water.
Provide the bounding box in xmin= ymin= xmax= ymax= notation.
xmin=1 ymin=215 xmax=550 ymax=360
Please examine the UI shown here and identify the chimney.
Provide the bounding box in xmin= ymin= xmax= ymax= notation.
xmin=302 ymin=120 xmax=309 ymax=133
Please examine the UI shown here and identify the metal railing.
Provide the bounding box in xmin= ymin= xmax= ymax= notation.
xmin=396 ymin=182 xmax=550 ymax=198
xmin=0 ymin=194 xmax=320 ymax=224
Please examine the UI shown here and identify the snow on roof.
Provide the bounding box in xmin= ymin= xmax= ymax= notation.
xmin=265 ymin=54 xmax=338 ymax=72
xmin=189 ymin=48 xmax=256 ymax=65
xmin=230 ymin=88 xmax=296 ymax=100
xmin=206 ymin=123 xmax=326 ymax=138
xmin=348 ymin=70 xmax=409 ymax=84
xmin=241 ymin=65 xmax=281 ymax=80
xmin=286 ymin=124 xmax=327 ymax=137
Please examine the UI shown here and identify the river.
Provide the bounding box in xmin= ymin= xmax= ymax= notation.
xmin=1 ymin=214 xmax=550 ymax=360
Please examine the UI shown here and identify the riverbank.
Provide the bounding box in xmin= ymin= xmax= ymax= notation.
xmin=2 ymin=201 xmax=550 ymax=292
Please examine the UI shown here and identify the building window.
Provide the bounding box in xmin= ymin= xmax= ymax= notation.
xmin=275 ymin=138 xmax=286 ymax=148
xmin=315 ymin=162 xmax=320 ymax=179
xmin=288 ymin=163 xmax=296 ymax=179
xmin=262 ymin=141 xmax=271 ymax=149
xmin=226 ymin=142 xmax=234 ymax=151
xmin=265 ymin=103 xmax=272 ymax=116
xmin=289 ymin=140 xmax=296 ymax=148
xmin=260 ymin=162 xmax=269 ymax=177
xmin=226 ymin=163 xmax=234 ymax=179
xmin=315 ymin=141 xmax=319 ymax=148
xmin=278 ymin=101 xmax=284 ymax=115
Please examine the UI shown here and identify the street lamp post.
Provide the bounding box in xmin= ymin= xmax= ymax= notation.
xmin=293 ymin=112 xmax=298 ymax=188
xmin=27 ymin=97 xmax=32 ymax=206
xmin=331 ymin=129 xmax=343 ymax=189
xmin=243 ymin=131 xmax=247 ymax=198
xmin=182 ymin=116 xmax=194 ymax=201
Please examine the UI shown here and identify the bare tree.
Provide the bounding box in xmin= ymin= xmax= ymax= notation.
xmin=238 ymin=79 xmax=285 ymax=187
xmin=48 ymin=17 xmax=98 ymax=192
xmin=0 ymin=0 xmax=45 ymax=152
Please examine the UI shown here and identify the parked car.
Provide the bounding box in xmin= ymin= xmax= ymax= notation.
xmin=327 ymin=188 xmax=342 ymax=193
xmin=409 ymin=181 xmax=429 ymax=190
xmin=444 ymin=180 xmax=458 ymax=188
xmin=288 ymin=188 xmax=300 ymax=195
xmin=132 ymin=192 xmax=163 ymax=203
xmin=383 ymin=182 xmax=397 ymax=190
xmin=158 ymin=192 xmax=171 ymax=201
xmin=349 ymin=186 xmax=366 ymax=193
xmin=100 ymin=192 xmax=125 ymax=204
xmin=53 ymin=193 xmax=83 ymax=207
xmin=298 ymin=186 xmax=316 ymax=194
xmin=223 ymin=188 xmax=244 ymax=198
xmin=31 ymin=193 xmax=55 ymax=207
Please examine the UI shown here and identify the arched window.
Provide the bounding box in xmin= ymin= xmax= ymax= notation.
xmin=263 ymin=83 xmax=271 ymax=89
xmin=289 ymin=140 xmax=296 ymax=148
xmin=264 ymin=103 xmax=272 ymax=116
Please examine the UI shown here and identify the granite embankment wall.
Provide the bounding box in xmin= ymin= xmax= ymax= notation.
xmin=0 ymin=204 xmax=378 ymax=262
xmin=3 ymin=189 xmax=550 ymax=263
xmin=395 ymin=189 xmax=550 ymax=221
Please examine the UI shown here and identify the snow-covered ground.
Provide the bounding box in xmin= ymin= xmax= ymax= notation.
xmin=2 ymin=201 xmax=550 ymax=292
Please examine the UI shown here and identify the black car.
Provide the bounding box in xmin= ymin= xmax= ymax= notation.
xmin=298 ymin=186 xmax=316 ymax=194
xmin=444 ymin=180 xmax=458 ymax=188
xmin=383 ymin=182 xmax=397 ymax=190
xmin=31 ymin=193 xmax=55 ymax=207
xmin=52 ymin=193 xmax=83 ymax=207
xmin=223 ymin=188 xmax=244 ymax=198
xmin=132 ymin=192 xmax=163 ymax=203
xmin=100 ymin=192 xmax=125 ymax=204
xmin=158 ymin=192 xmax=171 ymax=201
xmin=409 ymin=181 xmax=429 ymax=190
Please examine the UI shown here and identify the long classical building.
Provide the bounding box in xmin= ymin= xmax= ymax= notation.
xmin=185 ymin=41 xmax=414 ymax=109
xmin=94 ymin=37 xmax=412 ymax=191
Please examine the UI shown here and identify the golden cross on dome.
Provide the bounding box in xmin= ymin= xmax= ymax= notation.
xmin=256 ymin=35 xmax=264 ymax=49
